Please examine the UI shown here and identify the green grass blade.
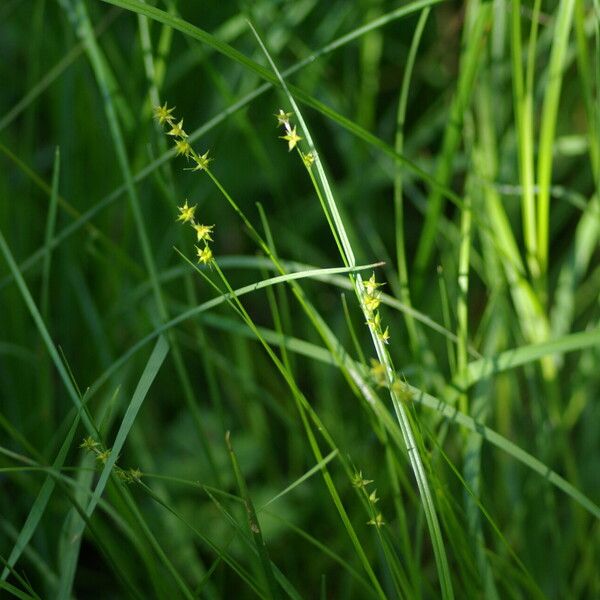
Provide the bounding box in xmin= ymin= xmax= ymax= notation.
xmin=413 ymin=4 xmax=490 ymax=285
xmin=0 ymin=227 xmax=97 ymax=433
xmin=511 ymin=0 xmax=541 ymax=280
xmin=56 ymin=336 xmax=170 ymax=599
xmin=259 ymin=450 xmax=338 ymax=510
xmin=393 ymin=6 xmax=430 ymax=353
xmin=0 ymin=410 xmax=82 ymax=581
xmin=536 ymin=0 xmax=576 ymax=277
xmin=194 ymin=314 xmax=600 ymax=520
xmin=463 ymin=328 xmax=600 ymax=388
xmin=97 ymin=0 xmax=465 ymax=214
xmin=87 ymin=262 xmax=382 ymax=396
xmin=39 ymin=147 xmax=60 ymax=319
xmin=139 ymin=482 xmax=266 ymax=596
xmin=225 ymin=432 xmax=281 ymax=600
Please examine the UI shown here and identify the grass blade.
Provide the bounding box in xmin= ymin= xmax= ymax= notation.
xmin=57 ymin=336 xmax=170 ymax=599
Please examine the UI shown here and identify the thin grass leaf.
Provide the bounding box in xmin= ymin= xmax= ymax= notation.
xmin=195 ymin=314 xmax=600 ymax=521
xmin=536 ymin=0 xmax=576 ymax=275
xmin=413 ymin=4 xmax=490 ymax=284
xmin=139 ymin=481 xmax=266 ymax=597
xmin=463 ymin=327 xmax=600 ymax=388
xmin=225 ymin=432 xmax=281 ymax=600
xmin=0 ymin=228 xmax=97 ymax=433
xmin=1 ymin=409 xmax=82 ymax=581
xmin=393 ymin=6 xmax=430 ymax=355
xmin=56 ymin=336 xmax=170 ymax=599
xmin=39 ymin=147 xmax=59 ymax=319
xmin=259 ymin=449 xmax=338 ymax=510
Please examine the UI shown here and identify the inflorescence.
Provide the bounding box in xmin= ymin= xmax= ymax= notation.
xmin=80 ymin=436 xmax=142 ymax=484
xmin=275 ymin=108 xmax=316 ymax=169
xmin=352 ymin=469 xmax=385 ymax=528
xmin=154 ymin=102 xmax=215 ymax=267
xmin=274 ymin=108 xmax=408 ymax=402
xmin=362 ymin=273 xmax=391 ymax=346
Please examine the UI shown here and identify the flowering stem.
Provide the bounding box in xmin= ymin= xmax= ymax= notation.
xmin=249 ymin=21 xmax=454 ymax=600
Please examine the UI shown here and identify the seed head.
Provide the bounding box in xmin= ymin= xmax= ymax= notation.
xmin=367 ymin=513 xmax=385 ymax=528
xmin=369 ymin=489 xmax=380 ymax=504
xmin=154 ymin=102 xmax=175 ymax=126
xmin=351 ymin=470 xmax=373 ymax=489
xmin=379 ymin=327 xmax=390 ymax=344
xmin=274 ymin=109 xmax=293 ymax=128
xmin=177 ymin=200 xmax=196 ymax=224
xmin=364 ymin=293 xmax=381 ymax=313
xmin=363 ymin=273 xmax=384 ymax=296
xmin=191 ymin=150 xmax=212 ymax=172
xmin=174 ymin=138 xmax=192 ymax=158
xmin=366 ymin=311 xmax=381 ymax=329
xmin=369 ymin=358 xmax=387 ymax=387
xmin=128 ymin=468 xmax=143 ymax=482
xmin=193 ymin=223 xmax=214 ymax=242
xmin=301 ymin=151 xmax=316 ymax=168
xmin=96 ymin=449 xmax=111 ymax=465
xmin=196 ymin=245 xmax=213 ymax=265
xmin=80 ymin=436 xmax=99 ymax=452
xmin=167 ymin=119 xmax=187 ymax=138
xmin=392 ymin=379 xmax=414 ymax=403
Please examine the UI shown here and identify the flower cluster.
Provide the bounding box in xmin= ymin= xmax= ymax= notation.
xmin=80 ymin=436 xmax=142 ymax=484
xmin=391 ymin=378 xmax=414 ymax=403
xmin=154 ymin=102 xmax=215 ymax=266
xmin=363 ymin=273 xmax=390 ymax=345
xmin=154 ymin=102 xmax=213 ymax=171
xmin=275 ymin=108 xmax=316 ymax=169
xmin=369 ymin=358 xmax=387 ymax=388
xmin=351 ymin=469 xmax=384 ymax=528
xmin=368 ymin=359 xmax=413 ymax=403
xmin=275 ymin=109 xmax=301 ymax=150
xmin=175 ymin=199 xmax=215 ymax=266
xmin=275 ymin=108 xmax=316 ymax=168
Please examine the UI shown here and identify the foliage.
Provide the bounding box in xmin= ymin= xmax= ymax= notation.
xmin=1 ymin=1 xmax=599 ymax=598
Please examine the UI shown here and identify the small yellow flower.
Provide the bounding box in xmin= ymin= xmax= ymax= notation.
xmin=367 ymin=513 xmax=385 ymax=528
xmin=363 ymin=273 xmax=384 ymax=296
xmin=193 ymin=223 xmax=214 ymax=242
xmin=167 ymin=119 xmax=187 ymax=138
xmin=153 ymin=102 xmax=175 ymax=126
xmin=379 ymin=327 xmax=390 ymax=345
xmin=191 ymin=150 xmax=212 ymax=171
xmin=280 ymin=126 xmax=302 ymax=151
xmin=174 ymin=138 xmax=192 ymax=157
xmin=301 ymin=151 xmax=316 ymax=168
xmin=275 ymin=109 xmax=293 ymax=128
xmin=366 ymin=311 xmax=381 ymax=329
xmin=391 ymin=379 xmax=413 ymax=403
xmin=80 ymin=436 xmax=99 ymax=452
xmin=369 ymin=358 xmax=387 ymax=387
xmin=177 ymin=200 xmax=196 ymax=224
xmin=116 ymin=469 xmax=129 ymax=481
xmin=364 ymin=293 xmax=381 ymax=313
xmin=96 ymin=449 xmax=111 ymax=465
xmin=369 ymin=489 xmax=380 ymax=504
xmin=128 ymin=468 xmax=143 ymax=482
xmin=196 ymin=245 xmax=213 ymax=265
xmin=351 ymin=470 xmax=373 ymax=489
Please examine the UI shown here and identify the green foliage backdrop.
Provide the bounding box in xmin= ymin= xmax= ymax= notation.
xmin=1 ymin=0 xmax=599 ymax=598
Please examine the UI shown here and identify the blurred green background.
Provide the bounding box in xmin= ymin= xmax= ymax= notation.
xmin=1 ymin=0 xmax=599 ymax=598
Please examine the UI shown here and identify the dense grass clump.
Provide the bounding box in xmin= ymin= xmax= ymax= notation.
xmin=1 ymin=1 xmax=599 ymax=598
